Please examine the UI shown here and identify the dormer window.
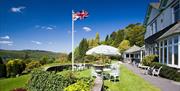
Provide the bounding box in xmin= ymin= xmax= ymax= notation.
xmin=173 ymin=1 xmax=180 ymax=22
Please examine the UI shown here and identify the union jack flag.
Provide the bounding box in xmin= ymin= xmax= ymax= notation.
xmin=72 ymin=10 xmax=88 ymax=21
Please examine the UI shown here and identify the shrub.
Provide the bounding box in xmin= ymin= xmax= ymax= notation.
xmin=150 ymin=62 xmax=180 ymax=82
xmin=6 ymin=59 xmax=26 ymax=77
xmin=64 ymin=77 xmax=94 ymax=91
xmin=25 ymin=61 xmax=41 ymax=72
xmin=0 ymin=64 xmax=6 ymax=77
xmin=27 ymin=69 xmax=76 ymax=91
xmin=142 ymin=55 xmax=158 ymax=66
xmin=0 ymin=57 xmax=6 ymax=78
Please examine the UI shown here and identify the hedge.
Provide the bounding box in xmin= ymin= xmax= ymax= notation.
xmin=0 ymin=64 xmax=6 ymax=77
xmin=27 ymin=69 xmax=77 ymax=91
xmin=150 ymin=62 xmax=180 ymax=82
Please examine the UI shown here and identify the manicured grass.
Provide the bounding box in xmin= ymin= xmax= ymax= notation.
xmin=104 ymin=65 xmax=160 ymax=91
xmin=0 ymin=64 xmax=160 ymax=91
xmin=0 ymin=74 xmax=30 ymax=91
xmin=57 ymin=69 xmax=91 ymax=78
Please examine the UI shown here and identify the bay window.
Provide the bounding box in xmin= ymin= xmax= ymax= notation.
xmin=159 ymin=35 xmax=179 ymax=67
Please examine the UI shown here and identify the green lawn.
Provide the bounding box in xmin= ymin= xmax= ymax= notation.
xmin=104 ymin=65 xmax=160 ymax=91
xmin=0 ymin=64 xmax=160 ymax=91
xmin=0 ymin=74 xmax=30 ymax=91
xmin=57 ymin=69 xmax=91 ymax=78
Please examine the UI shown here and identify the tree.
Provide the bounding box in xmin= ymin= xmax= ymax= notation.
xmin=25 ymin=61 xmax=41 ymax=72
xmin=88 ymin=39 xmax=94 ymax=49
xmin=68 ymin=52 xmax=72 ymax=61
xmin=107 ymin=31 xmax=116 ymax=45
xmin=113 ymin=30 xmax=124 ymax=47
xmin=118 ymin=40 xmax=130 ymax=53
xmin=0 ymin=57 xmax=6 ymax=78
xmin=94 ymin=32 xmax=100 ymax=46
xmin=78 ymin=38 xmax=89 ymax=59
xmin=105 ymin=35 xmax=109 ymax=42
xmin=6 ymin=59 xmax=26 ymax=77
xmin=40 ymin=56 xmax=49 ymax=65
xmin=125 ymin=24 xmax=145 ymax=46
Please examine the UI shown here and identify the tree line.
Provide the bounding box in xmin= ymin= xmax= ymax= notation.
xmin=72 ymin=23 xmax=145 ymax=61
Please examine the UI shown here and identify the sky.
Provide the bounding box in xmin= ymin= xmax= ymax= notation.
xmin=0 ymin=0 xmax=159 ymax=53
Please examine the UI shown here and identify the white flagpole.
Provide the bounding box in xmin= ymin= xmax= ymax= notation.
xmin=72 ymin=10 xmax=74 ymax=71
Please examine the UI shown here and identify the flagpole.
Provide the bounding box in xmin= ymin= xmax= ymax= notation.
xmin=72 ymin=10 xmax=74 ymax=71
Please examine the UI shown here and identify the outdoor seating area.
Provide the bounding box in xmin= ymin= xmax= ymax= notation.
xmin=136 ymin=63 xmax=163 ymax=76
xmin=74 ymin=63 xmax=86 ymax=71
xmin=91 ymin=63 xmax=120 ymax=82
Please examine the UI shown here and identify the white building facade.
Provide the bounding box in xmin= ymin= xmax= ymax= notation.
xmin=144 ymin=0 xmax=180 ymax=68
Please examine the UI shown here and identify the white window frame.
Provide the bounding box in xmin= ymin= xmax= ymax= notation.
xmin=159 ymin=35 xmax=180 ymax=68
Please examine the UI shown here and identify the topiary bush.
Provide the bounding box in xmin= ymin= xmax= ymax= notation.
xmin=142 ymin=55 xmax=158 ymax=66
xmin=6 ymin=59 xmax=26 ymax=77
xmin=27 ymin=69 xmax=77 ymax=91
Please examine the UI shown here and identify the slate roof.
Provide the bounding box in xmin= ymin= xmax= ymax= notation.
xmin=124 ymin=45 xmax=141 ymax=53
xmin=150 ymin=3 xmax=160 ymax=9
xmin=157 ymin=22 xmax=180 ymax=40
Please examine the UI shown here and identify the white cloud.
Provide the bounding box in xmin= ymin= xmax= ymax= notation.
xmin=83 ymin=27 xmax=91 ymax=32
xmin=35 ymin=25 xmax=56 ymax=31
xmin=11 ymin=6 xmax=26 ymax=13
xmin=0 ymin=35 xmax=10 ymax=40
xmin=46 ymin=27 xmax=53 ymax=30
xmin=31 ymin=41 xmax=42 ymax=45
xmin=0 ymin=40 xmax=13 ymax=44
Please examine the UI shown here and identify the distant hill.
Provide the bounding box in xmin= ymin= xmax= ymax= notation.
xmin=0 ymin=49 xmax=67 ymax=61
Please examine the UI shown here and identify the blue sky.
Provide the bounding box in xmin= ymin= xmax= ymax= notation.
xmin=0 ymin=0 xmax=158 ymax=53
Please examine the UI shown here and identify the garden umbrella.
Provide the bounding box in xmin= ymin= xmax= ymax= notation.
xmin=86 ymin=45 xmax=121 ymax=56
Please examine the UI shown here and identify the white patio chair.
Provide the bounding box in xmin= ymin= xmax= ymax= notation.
xmin=91 ymin=68 xmax=98 ymax=78
xmin=152 ymin=66 xmax=162 ymax=77
xmin=110 ymin=69 xmax=120 ymax=82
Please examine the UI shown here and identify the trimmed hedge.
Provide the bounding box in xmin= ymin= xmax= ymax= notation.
xmin=27 ymin=69 xmax=77 ymax=91
xmin=150 ymin=62 xmax=180 ymax=82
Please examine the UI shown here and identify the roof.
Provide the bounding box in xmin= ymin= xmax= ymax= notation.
xmin=157 ymin=22 xmax=180 ymax=40
xmin=124 ymin=45 xmax=141 ymax=53
xmin=144 ymin=2 xmax=160 ymax=25
xmin=150 ymin=3 xmax=160 ymax=9
xmin=145 ymin=22 xmax=177 ymax=44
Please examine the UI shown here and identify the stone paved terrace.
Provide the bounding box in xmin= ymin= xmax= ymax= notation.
xmin=124 ymin=63 xmax=180 ymax=91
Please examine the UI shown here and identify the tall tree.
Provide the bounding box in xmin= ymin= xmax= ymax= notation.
xmin=113 ymin=30 xmax=124 ymax=47
xmin=94 ymin=32 xmax=100 ymax=46
xmin=105 ymin=35 xmax=109 ymax=42
xmin=125 ymin=24 xmax=145 ymax=46
xmin=78 ymin=38 xmax=89 ymax=58
xmin=118 ymin=40 xmax=130 ymax=53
